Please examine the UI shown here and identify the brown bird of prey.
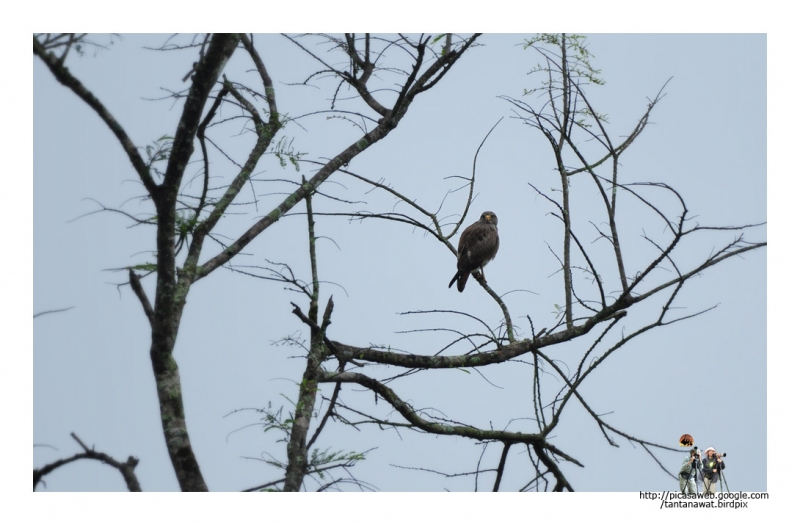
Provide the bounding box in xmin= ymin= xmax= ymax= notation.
xmin=448 ymin=211 xmax=499 ymax=292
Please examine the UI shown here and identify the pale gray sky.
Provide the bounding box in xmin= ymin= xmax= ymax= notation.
xmin=17 ymin=10 xmax=799 ymax=523
xmin=33 ymin=33 xmax=767 ymax=497
xmin=14 ymin=3 xmax=800 ymax=524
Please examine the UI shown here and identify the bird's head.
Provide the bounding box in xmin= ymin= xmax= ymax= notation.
xmin=479 ymin=211 xmax=498 ymax=226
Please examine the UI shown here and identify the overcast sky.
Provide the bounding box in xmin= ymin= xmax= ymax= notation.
xmin=19 ymin=6 xmax=799 ymax=519
xmin=32 ymin=31 xmax=768 ymax=494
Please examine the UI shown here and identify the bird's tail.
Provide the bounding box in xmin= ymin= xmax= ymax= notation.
xmin=448 ymin=271 xmax=468 ymax=292
xmin=448 ymin=272 xmax=459 ymax=289
xmin=457 ymin=272 xmax=469 ymax=292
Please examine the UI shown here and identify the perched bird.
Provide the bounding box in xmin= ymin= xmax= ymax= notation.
xmin=448 ymin=211 xmax=499 ymax=292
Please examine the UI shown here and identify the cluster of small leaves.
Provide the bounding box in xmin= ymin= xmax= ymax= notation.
xmin=574 ymin=106 xmax=609 ymax=127
xmin=129 ymin=263 xmax=157 ymax=273
xmin=175 ymin=210 xmax=198 ymax=239
xmin=516 ymin=33 xmax=609 ymax=134
xmin=144 ymin=135 xmax=173 ymax=179
xmin=524 ymin=33 xmax=605 ymax=90
xmin=308 ymin=448 xmax=366 ymax=479
xmin=269 ymin=136 xmax=305 ymax=172
xmin=431 ymin=33 xmax=452 ymax=56
xmin=261 ymin=402 xmax=295 ymax=443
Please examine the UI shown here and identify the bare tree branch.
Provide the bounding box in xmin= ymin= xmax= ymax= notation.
xmin=34 ymin=433 xmax=141 ymax=492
